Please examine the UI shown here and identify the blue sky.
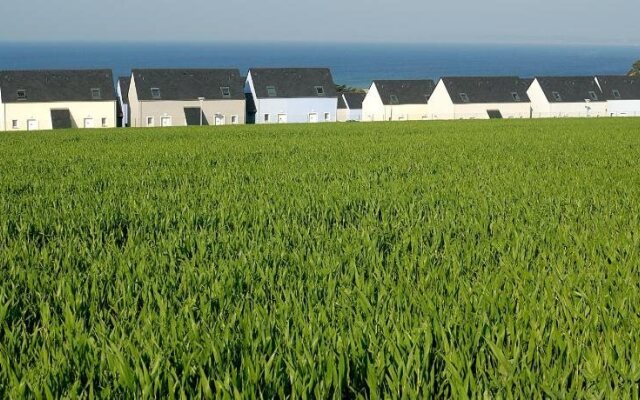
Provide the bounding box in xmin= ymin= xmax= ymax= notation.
xmin=0 ymin=0 xmax=637 ymax=45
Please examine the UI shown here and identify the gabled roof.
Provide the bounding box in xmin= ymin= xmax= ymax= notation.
xmin=596 ymin=75 xmax=640 ymax=100
xmin=441 ymin=76 xmax=531 ymax=104
xmin=0 ymin=69 xmax=116 ymax=103
xmin=534 ymin=76 xmax=604 ymax=103
xmin=132 ymin=69 xmax=245 ymax=101
xmin=372 ymin=80 xmax=436 ymax=105
xmin=249 ymin=68 xmax=338 ymax=99
xmin=118 ymin=76 xmax=131 ymax=104
xmin=338 ymin=92 xmax=366 ymax=110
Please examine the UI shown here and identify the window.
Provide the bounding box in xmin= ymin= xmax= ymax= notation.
xmin=91 ymin=88 xmax=102 ymax=100
xmin=266 ymin=86 xmax=277 ymax=97
xmin=390 ymin=95 xmax=399 ymax=105
xmin=101 ymin=117 xmax=107 ymax=127
xmin=221 ymin=87 xmax=231 ymax=98
xmin=511 ymin=92 xmax=521 ymax=102
xmin=151 ymin=88 xmax=161 ymax=99
xmin=231 ymin=115 xmax=238 ymax=124
xmin=16 ymin=89 xmax=26 ymax=100
xmin=147 ymin=116 xmax=155 ymax=127
xmin=263 ymin=114 xmax=270 ymax=123
xmin=459 ymin=93 xmax=469 ymax=103
xmin=588 ymin=91 xmax=598 ymax=101
xmin=552 ymin=91 xmax=562 ymax=101
xmin=11 ymin=120 xmax=18 ymax=129
xmin=324 ymin=112 xmax=331 ymax=122
xmin=612 ymin=89 xmax=621 ymax=99
xmin=315 ymin=86 xmax=325 ymax=96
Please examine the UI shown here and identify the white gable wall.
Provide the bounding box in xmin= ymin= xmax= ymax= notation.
xmin=0 ymin=88 xmax=4 ymax=131
xmin=116 ymin=81 xmax=129 ymax=126
xmin=426 ymin=80 xmax=455 ymax=120
xmin=362 ymin=83 xmax=385 ymax=121
xmin=128 ymin=75 xmax=141 ymax=127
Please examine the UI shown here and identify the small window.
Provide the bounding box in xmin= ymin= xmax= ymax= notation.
xmin=612 ymin=89 xmax=621 ymax=99
xmin=315 ymin=86 xmax=325 ymax=96
xmin=151 ymin=88 xmax=161 ymax=99
xmin=16 ymin=89 xmax=26 ymax=100
xmin=266 ymin=86 xmax=277 ymax=97
xmin=221 ymin=87 xmax=231 ymax=98
xmin=324 ymin=112 xmax=331 ymax=122
xmin=11 ymin=120 xmax=18 ymax=129
xmin=588 ymin=91 xmax=598 ymax=101
xmin=511 ymin=92 xmax=521 ymax=102
xmin=91 ymin=88 xmax=102 ymax=100
xmin=552 ymin=91 xmax=562 ymax=101
xmin=147 ymin=116 xmax=155 ymax=127
xmin=389 ymin=95 xmax=399 ymax=105
xmin=459 ymin=93 xmax=469 ymax=103
xmin=264 ymin=114 xmax=270 ymax=123
xmin=231 ymin=115 xmax=238 ymax=124
xmin=101 ymin=117 xmax=107 ymax=127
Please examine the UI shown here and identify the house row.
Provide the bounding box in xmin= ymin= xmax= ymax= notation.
xmin=2 ymin=68 xmax=639 ymax=131
xmin=362 ymin=75 xmax=640 ymax=120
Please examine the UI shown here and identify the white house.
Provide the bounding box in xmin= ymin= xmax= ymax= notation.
xmin=527 ymin=76 xmax=607 ymax=118
xmin=428 ymin=77 xmax=532 ymax=120
xmin=362 ymin=80 xmax=435 ymax=121
xmin=0 ymin=69 xmax=117 ymax=131
xmin=116 ymin=76 xmax=131 ymax=127
xmin=245 ymin=68 xmax=338 ymax=124
xmin=128 ymin=69 xmax=246 ymax=128
xmin=595 ymin=75 xmax=640 ymax=117
xmin=337 ymin=92 xmax=365 ymax=122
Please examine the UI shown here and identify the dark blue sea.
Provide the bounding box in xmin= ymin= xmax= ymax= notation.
xmin=0 ymin=42 xmax=638 ymax=88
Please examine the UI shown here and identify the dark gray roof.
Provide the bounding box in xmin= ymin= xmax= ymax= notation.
xmin=373 ymin=80 xmax=436 ymax=105
xmin=132 ymin=69 xmax=244 ymax=101
xmin=249 ymin=68 xmax=338 ymax=99
xmin=0 ymin=69 xmax=116 ymax=103
xmin=535 ymin=76 xmax=604 ymax=103
xmin=118 ymin=76 xmax=131 ymax=104
xmin=441 ymin=76 xmax=531 ymax=104
xmin=339 ymin=92 xmax=365 ymax=110
xmin=596 ymin=75 xmax=640 ymax=100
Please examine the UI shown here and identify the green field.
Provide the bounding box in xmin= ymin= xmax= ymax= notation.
xmin=2 ymin=119 xmax=640 ymax=398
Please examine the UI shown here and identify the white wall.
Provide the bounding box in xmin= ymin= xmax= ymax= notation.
xmin=116 ymin=81 xmax=129 ymax=126
xmin=362 ymin=83 xmax=385 ymax=122
xmin=528 ymin=79 xmax=608 ymax=118
xmin=0 ymin=88 xmax=4 ymax=131
xmin=426 ymin=80 xmax=454 ymax=120
xmin=337 ymin=108 xmax=363 ymax=122
xmin=135 ymin=100 xmax=245 ymax=127
xmin=254 ymin=98 xmax=337 ymax=124
xmin=3 ymin=101 xmax=116 ymax=131
xmin=607 ymin=100 xmax=640 ymax=117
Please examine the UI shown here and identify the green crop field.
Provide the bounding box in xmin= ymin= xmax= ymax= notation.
xmin=1 ymin=119 xmax=640 ymax=398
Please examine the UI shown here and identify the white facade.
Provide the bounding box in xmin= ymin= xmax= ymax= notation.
xmin=362 ymin=83 xmax=428 ymax=122
xmin=1 ymin=100 xmax=116 ymax=131
xmin=527 ymin=79 xmax=608 ymax=118
xmin=428 ymin=80 xmax=531 ymax=120
xmin=245 ymin=72 xmax=337 ymax=124
xmin=605 ymin=100 xmax=640 ymax=117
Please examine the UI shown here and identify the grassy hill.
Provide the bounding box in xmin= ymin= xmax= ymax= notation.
xmin=2 ymin=119 xmax=640 ymax=397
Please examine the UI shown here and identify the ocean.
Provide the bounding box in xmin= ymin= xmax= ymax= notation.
xmin=0 ymin=42 xmax=638 ymax=88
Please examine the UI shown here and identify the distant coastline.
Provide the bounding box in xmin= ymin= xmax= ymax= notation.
xmin=0 ymin=42 xmax=638 ymax=88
